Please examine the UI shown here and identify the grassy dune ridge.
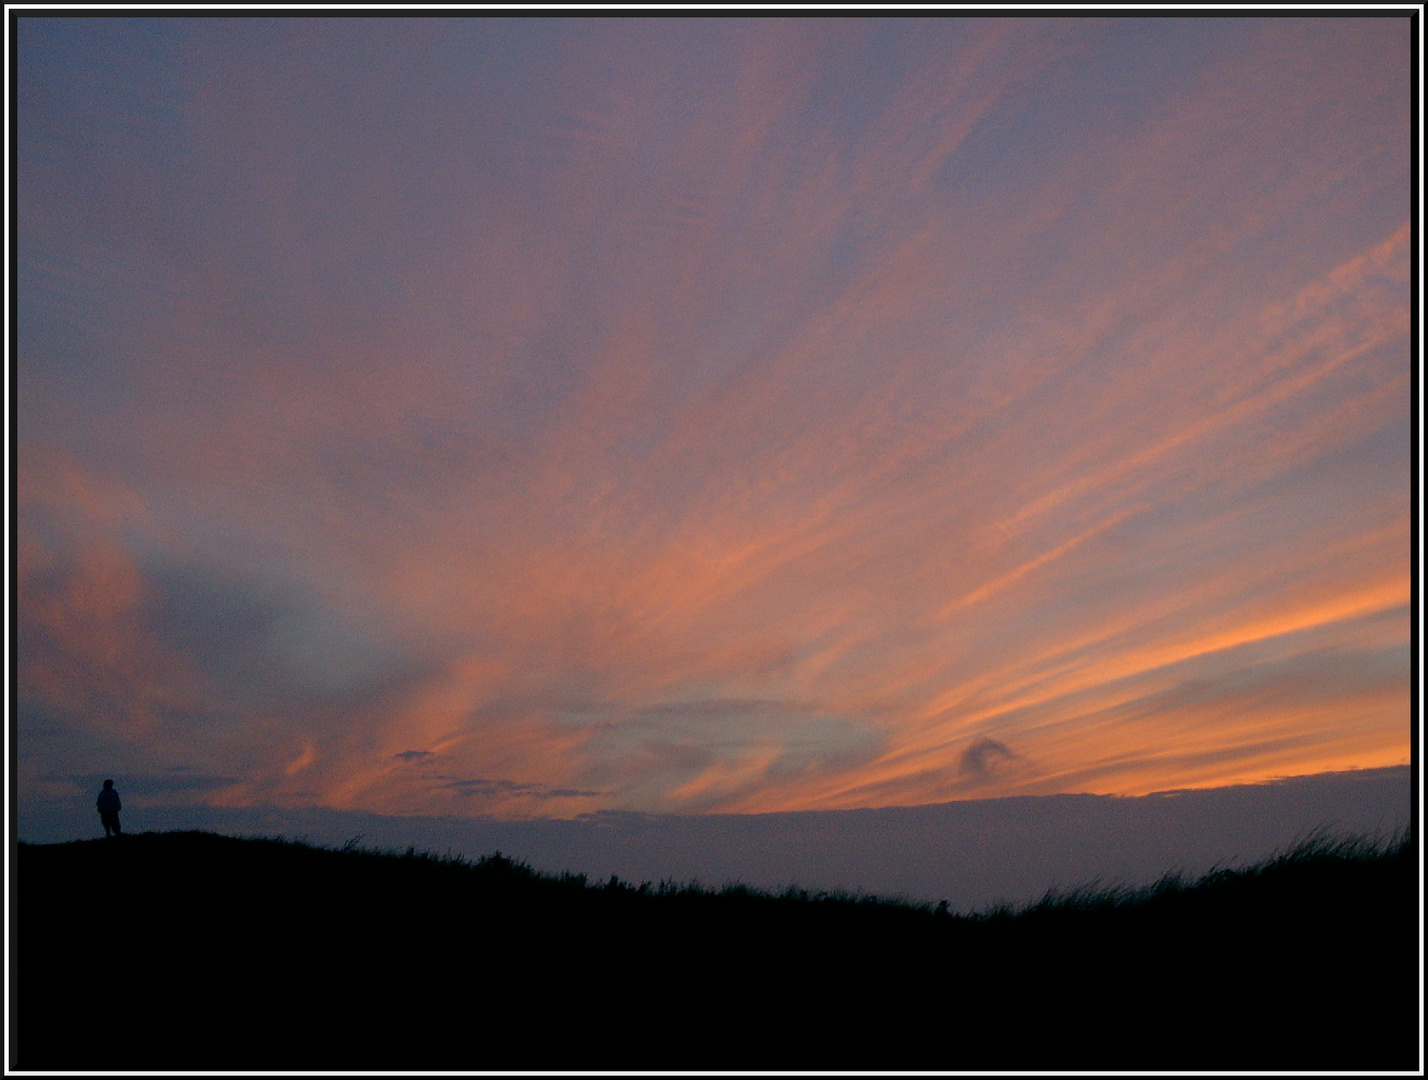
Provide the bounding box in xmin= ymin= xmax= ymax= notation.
xmin=16 ymin=828 xmax=1418 ymax=1071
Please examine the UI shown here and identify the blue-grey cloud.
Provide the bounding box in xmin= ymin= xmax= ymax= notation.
xmin=959 ymin=738 xmax=1020 ymax=779
xmin=62 ymin=768 xmax=245 ymax=800
xmin=436 ymin=778 xmax=604 ymax=801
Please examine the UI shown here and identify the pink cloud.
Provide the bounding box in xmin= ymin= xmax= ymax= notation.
xmin=17 ymin=19 xmax=1410 ymax=821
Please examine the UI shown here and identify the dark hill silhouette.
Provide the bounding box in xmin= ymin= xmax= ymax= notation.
xmin=15 ymin=829 xmax=1417 ymax=1071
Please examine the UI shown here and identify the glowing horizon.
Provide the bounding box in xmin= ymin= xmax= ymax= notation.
xmin=17 ymin=16 xmax=1411 ymax=821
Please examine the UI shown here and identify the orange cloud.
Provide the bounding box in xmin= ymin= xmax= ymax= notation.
xmin=17 ymin=19 xmax=1410 ymax=823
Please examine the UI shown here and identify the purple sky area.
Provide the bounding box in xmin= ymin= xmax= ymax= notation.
xmin=16 ymin=17 xmax=1413 ymax=863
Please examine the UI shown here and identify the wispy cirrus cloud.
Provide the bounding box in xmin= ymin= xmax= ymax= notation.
xmin=17 ymin=17 xmax=1409 ymax=822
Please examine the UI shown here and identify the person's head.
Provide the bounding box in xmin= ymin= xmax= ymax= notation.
xmin=102 ymin=779 xmax=114 ymax=789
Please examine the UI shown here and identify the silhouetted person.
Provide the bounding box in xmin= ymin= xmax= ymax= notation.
xmin=97 ymin=779 xmax=122 ymax=837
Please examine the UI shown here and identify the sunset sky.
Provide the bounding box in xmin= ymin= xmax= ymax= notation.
xmin=16 ymin=15 xmax=1413 ymax=828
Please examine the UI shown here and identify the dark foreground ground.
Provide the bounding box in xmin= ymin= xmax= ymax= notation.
xmin=14 ymin=829 xmax=1419 ymax=1071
